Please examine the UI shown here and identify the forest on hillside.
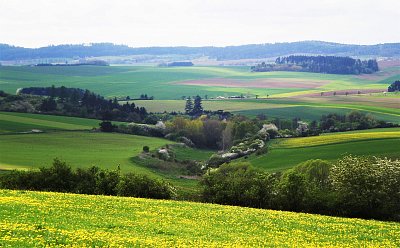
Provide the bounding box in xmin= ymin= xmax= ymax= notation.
xmin=251 ymin=56 xmax=379 ymax=74
xmin=1 ymin=41 xmax=400 ymax=61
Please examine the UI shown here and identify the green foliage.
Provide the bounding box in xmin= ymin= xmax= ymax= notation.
xmin=99 ymin=121 xmax=116 ymax=132
xmin=253 ymin=56 xmax=379 ymax=74
xmin=143 ymin=146 xmax=150 ymax=153
xmin=201 ymin=163 xmax=276 ymax=208
xmin=0 ymin=159 xmax=175 ymax=200
xmin=116 ymin=173 xmax=176 ymax=199
xmin=330 ymin=155 xmax=400 ymax=219
xmin=388 ymin=80 xmax=400 ymax=92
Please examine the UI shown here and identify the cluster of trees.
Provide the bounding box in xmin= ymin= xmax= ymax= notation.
xmin=319 ymin=111 xmax=396 ymax=132
xmin=252 ymin=56 xmax=379 ymax=74
xmin=36 ymin=60 xmax=109 ymax=66
xmin=388 ymin=80 xmax=400 ymax=92
xmin=4 ymin=86 xmax=152 ymax=123
xmin=166 ymin=62 xmax=193 ymax=67
xmin=0 ymin=159 xmax=175 ymax=199
xmin=185 ymin=96 xmax=204 ymax=116
xmin=201 ymin=155 xmax=400 ymax=221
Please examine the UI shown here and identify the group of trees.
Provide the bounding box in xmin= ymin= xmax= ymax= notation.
xmin=388 ymin=80 xmax=400 ymax=92
xmin=319 ymin=111 xmax=396 ymax=132
xmin=252 ymin=56 xmax=379 ymax=74
xmin=201 ymin=155 xmax=400 ymax=221
xmin=0 ymin=159 xmax=175 ymax=199
xmin=185 ymin=95 xmax=204 ymax=116
xmin=5 ymin=86 xmax=152 ymax=123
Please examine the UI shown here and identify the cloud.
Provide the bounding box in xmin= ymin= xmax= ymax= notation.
xmin=0 ymin=0 xmax=399 ymax=47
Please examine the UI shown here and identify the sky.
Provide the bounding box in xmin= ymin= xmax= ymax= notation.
xmin=0 ymin=0 xmax=399 ymax=48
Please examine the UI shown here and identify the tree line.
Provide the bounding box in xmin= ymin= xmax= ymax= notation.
xmin=2 ymin=86 xmax=151 ymax=123
xmin=0 ymin=159 xmax=175 ymax=199
xmin=201 ymin=156 xmax=400 ymax=221
xmin=252 ymin=56 xmax=379 ymax=74
xmin=2 ymin=41 xmax=400 ymax=61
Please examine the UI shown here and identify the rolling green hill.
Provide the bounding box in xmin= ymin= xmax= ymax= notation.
xmin=1 ymin=189 xmax=399 ymax=247
xmin=248 ymin=128 xmax=400 ymax=171
xmin=0 ymin=111 xmax=102 ymax=133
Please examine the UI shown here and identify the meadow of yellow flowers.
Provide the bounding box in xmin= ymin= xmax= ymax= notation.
xmin=0 ymin=189 xmax=399 ymax=247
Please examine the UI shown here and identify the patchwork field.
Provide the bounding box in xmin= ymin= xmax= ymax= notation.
xmin=136 ymin=98 xmax=400 ymax=123
xmin=1 ymin=64 xmax=398 ymax=121
xmin=1 ymin=190 xmax=399 ymax=247
xmin=0 ymin=65 xmax=397 ymax=100
xmin=248 ymin=128 xmax=400 ymax=171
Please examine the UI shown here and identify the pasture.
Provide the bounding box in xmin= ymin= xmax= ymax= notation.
xmin=1 ymin=189 xmax=399 ymax=247
xmin=0 ymin=111 xmax=101 ymax=133
xmin=248 ymin=128 xmax=400 ymax=171
xmin=0 ymin=131 xmax=173 ymax=173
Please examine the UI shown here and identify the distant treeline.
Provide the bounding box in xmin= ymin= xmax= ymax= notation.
xmin=252 ymin=56 xmax=379 ymax=74
xmin=1 ymin=41 xmax=400 ymax=61
xmin=36 ymin=60 xmax=109 ymax=66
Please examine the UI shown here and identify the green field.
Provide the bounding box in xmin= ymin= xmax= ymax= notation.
xmin=0 ymin=111 xmax=102 ymax=133
xmin=0 ymin=65 xmax=396 ymax=99
xmin=1 ymin=190 xmax=399 ymax=247
xmin=1 ymin=65 xmax=399 ymax=122
xmin=0 ymin=131 xmax=173 ymax=173
xmin=248 ymin=128 xmax=400 ymax=171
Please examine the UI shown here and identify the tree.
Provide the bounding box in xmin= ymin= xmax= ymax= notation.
xmin=201 ymin=163 xmax=276 ymax=208
xmin=185 ymin=97 xmax=193 ymax=115
xmin=221 ymin=124 xmax=233 ymax=151
xmin=203 ymin=120 xmax=223 ymax=149
xmin=99 ymin=121 xmax=115 ymax=132
xmin=192 ymin=95 xmax=203 ymax=116
xmin=388 ymin=80 xmax=400 ymax=92
xmin=40 ymin=97 xmax=57 ymax=111
xmin=330 ymin=155 xmax=400 ymax=219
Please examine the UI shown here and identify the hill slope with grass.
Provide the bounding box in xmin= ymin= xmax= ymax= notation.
xmin=248 ymin=128 xmax=400 ymax=171
xmin=0 ymin=111 xmax=101 ymax=133
xmin=0 ymin=190 xmax=399 ymax=247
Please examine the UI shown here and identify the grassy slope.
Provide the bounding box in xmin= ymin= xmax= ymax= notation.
xmin=0 ymin=111 xmax=101 ymax=133
xmin=0 ymin=131 xmax=173 ymax=173
xmin=248 ymin=128 xmax=400 ymax=171
xmin=1 ymin=190 xmax=399 ymax=247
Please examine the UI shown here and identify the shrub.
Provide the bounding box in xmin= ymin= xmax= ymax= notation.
xmin=330 ymin=155 xmax=400 ymax=220
xmin=143 ymin=146 xmax=150 ymax=153
xmin=0 ymin=159 xmax=176 ymax=200
xmin=201 ymin=163 xmax=276 ymax=208
xmin=116 ymin=173 xmax=176 ymax=199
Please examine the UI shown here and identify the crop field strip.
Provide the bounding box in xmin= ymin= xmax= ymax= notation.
xmin=272 ymin=129 xmax=400 ymax=148
xmin=0 ymin=190 xmax=399 ymax=247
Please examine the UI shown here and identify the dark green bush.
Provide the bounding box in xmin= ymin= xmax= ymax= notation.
xmin=0 ymin=159 xmax=175 ymax=200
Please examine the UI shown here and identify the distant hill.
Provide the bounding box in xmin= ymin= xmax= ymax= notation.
xmin=1 ymin=41 xmax=400 ymax=61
